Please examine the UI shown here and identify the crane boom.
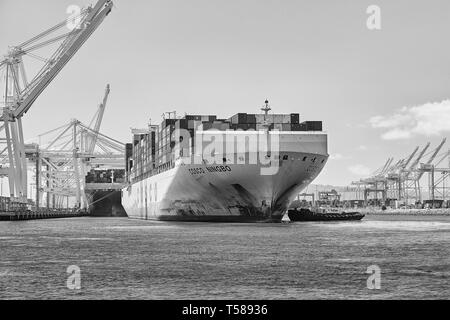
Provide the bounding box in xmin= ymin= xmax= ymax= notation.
xmin=94 ymin=84 xmax=110 ymax=133
xmin=404 ymin=142 xmax=430 ymax=179
xmin=0 ymin=0 xmax=113 ymax=202
xmin=386 ymin=159 xmax=403 ymax=174
xmin=426 ymin=138 xmax=446 ymax=165
xmin=1 ymin=0 xmax=113 ymax=119
xmin=87 ymin=84 xmax=110 ymax=153
xmin=402 ymin=146 xmax=419 ymax=170
xmin=416 ymin=138 xmax=447 ymax=180
xmin=380 ymin=157 xmax=393 ymax=175
xmin=372 ymin=158 xmax=390 ymax=176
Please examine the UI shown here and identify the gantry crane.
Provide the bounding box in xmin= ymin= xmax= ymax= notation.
xmin=417 ymin=138 xmax=446 ymax=181
xmin=402 ymin=142 xmax=431 ymax=201
xmin=392 ymin=146 xmax=419 ymax=200
xmin=0 ymin=0 xmax=113 ymax=204
xmin=34 ymin=85 xmax=124 ymax=210
xmin=426 ymin=149 xmax=450 ymax=202
xmin=351 ymin=139 xmax=450 ymax=207
xmin=404 ymin=143 xmax=430 ymax=179
xmin=415 ymin=138 xmax=446 ymax=201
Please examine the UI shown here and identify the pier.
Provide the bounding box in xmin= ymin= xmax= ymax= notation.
xmin=0 ymin=209 xmax=89 ymax=221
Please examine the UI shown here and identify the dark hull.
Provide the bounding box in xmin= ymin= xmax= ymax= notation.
xmin=288 ymin=209 xmax=365 ymax=222
xmin=88 ymin=191 xmax=127 ymax=217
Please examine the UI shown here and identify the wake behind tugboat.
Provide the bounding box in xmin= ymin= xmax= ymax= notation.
xmin=287 ymin=208 xmax=365 ymax=222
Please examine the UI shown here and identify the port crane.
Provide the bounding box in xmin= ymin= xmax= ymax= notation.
xmin=352 ymin=139 xmax=450 ymax=207
xmin=34 ymin=84 xmax=124 ymax=210
xmin=416 ymin=138 xmax=446 ymax=181
xmin=0 ymin=0 xmax=113 ymax=205
xmin=388 ymin=146 xmax=419 ymax=200
xmin=425 ymin=148 xmax=450 ymax=202
xmin=414 ymin=138 xmax=446 ymax=201
xmin=401 ymin=142 xmax=431 ymax=201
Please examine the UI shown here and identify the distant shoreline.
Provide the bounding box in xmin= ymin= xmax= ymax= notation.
xmin=361 ymin=208 xmax=450 ymax=216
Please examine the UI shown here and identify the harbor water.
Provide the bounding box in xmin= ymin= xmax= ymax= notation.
xmin=0 ymin=215 xmax=449 ymax=300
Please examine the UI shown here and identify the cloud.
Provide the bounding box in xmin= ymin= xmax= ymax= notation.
xmin=330 ymin=153 xmax=345 ymax=160
xmin=358 ymin=145 xmax=368 ymax=151
xmin=380 ymin=128 xmax=412 ymax=140
xmin=329 ymin=153 xmax=352 ymax=160
xmin=348 ymin=164 xmax=372 ymax=176
xmin=369 ymin=100 xmax=450 ymax=140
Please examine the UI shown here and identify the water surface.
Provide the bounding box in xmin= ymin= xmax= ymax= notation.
xmin=0 ymin=215 xmax=449 ymax=300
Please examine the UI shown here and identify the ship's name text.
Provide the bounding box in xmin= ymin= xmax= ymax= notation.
xmin=189 ymin=166 xmax=232 ymax=175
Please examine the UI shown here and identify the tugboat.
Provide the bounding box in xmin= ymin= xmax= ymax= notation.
xmin=287 ymin=207 xmax=365 ymax=222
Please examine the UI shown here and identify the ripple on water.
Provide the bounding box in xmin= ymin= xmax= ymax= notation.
xmin=317 ymin=220 xmax=450 ymax=231
xmin=105 ymin=225 xmax=181 ymax=231
xmin=0 ymin=216 xmax=449 ymax=299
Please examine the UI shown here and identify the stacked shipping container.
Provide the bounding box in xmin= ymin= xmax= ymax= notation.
xmin=126 ymin=112 xmax=323 ymax=183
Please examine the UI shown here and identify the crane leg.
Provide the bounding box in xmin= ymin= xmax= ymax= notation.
xmin=17 ymin=117 xmax=27 ymax=201
xmin=3 ymin=117 xmax=16 ymax=199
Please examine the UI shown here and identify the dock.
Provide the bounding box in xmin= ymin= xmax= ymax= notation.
xmin=0 ymin=210 xmax=90 ymax=221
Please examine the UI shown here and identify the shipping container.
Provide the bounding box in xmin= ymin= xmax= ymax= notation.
xmin=256 ymin=124 xmax=265 ymax=131
xmin=230 ymin=113 xmax=248 ymax=124
xmin=188 ymin=120 xmax=202 ymax=129
xmin=202 ymin=122 xmax=230 ymax=130
xmin=302 ymin=121 xmax=323 ymax=131
xmin=185 ymin=115 xmax=202 ymax=121
xmin=220 ymin=123 xmax=231 ymax=130
xmin=255 ymin=114 xmax=266 ymax=124
xmin=125 ymin=143 xmax=133 ymax=172
xmin=273 ymin=123 xmax=283 ymax=131
xmin=161 ymin=119 xmax=177 ymax=128
xmin=176 ymin=119 xmax=188 ymax=129
xmin=247 ymin=114 xmax=256 ymax=124
xmin=291 ymin=123 xmax=306 ymax=131
xmin=255 ymin=114 xmax=292 ymax=124
xmin=231 ymin=123 xmax=254 ymax=130
xmin=275 ymin=114 xmax=291 ymax=123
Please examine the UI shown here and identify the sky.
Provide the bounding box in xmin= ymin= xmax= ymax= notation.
xmin=1 ymin=0 xmax=450 ymax=186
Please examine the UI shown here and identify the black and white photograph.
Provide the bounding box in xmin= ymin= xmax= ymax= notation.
xmin=0 ymin=0 xmax=449 ymax=310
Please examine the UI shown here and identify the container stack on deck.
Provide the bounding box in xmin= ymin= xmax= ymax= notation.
xmin=126 ymin=112 xmax=323 ymax=184
xmin=127 ymin=127 xmax=157 ymax=182
xmin=85 ymin=169 xmax=125 ymax=184
xmin=226 ymin=112 xmax=322 ymax=132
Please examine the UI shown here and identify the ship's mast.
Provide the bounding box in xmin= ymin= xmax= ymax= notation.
xmin=261 ymin=99 xmax=271 ymax=131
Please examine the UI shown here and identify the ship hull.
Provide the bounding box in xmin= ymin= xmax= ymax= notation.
xmin=122 ymin=132 xmax=328 ymax=222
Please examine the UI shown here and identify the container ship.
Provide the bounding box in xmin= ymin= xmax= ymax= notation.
xmin=122 ymin=101 xmax=328 ymax=222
